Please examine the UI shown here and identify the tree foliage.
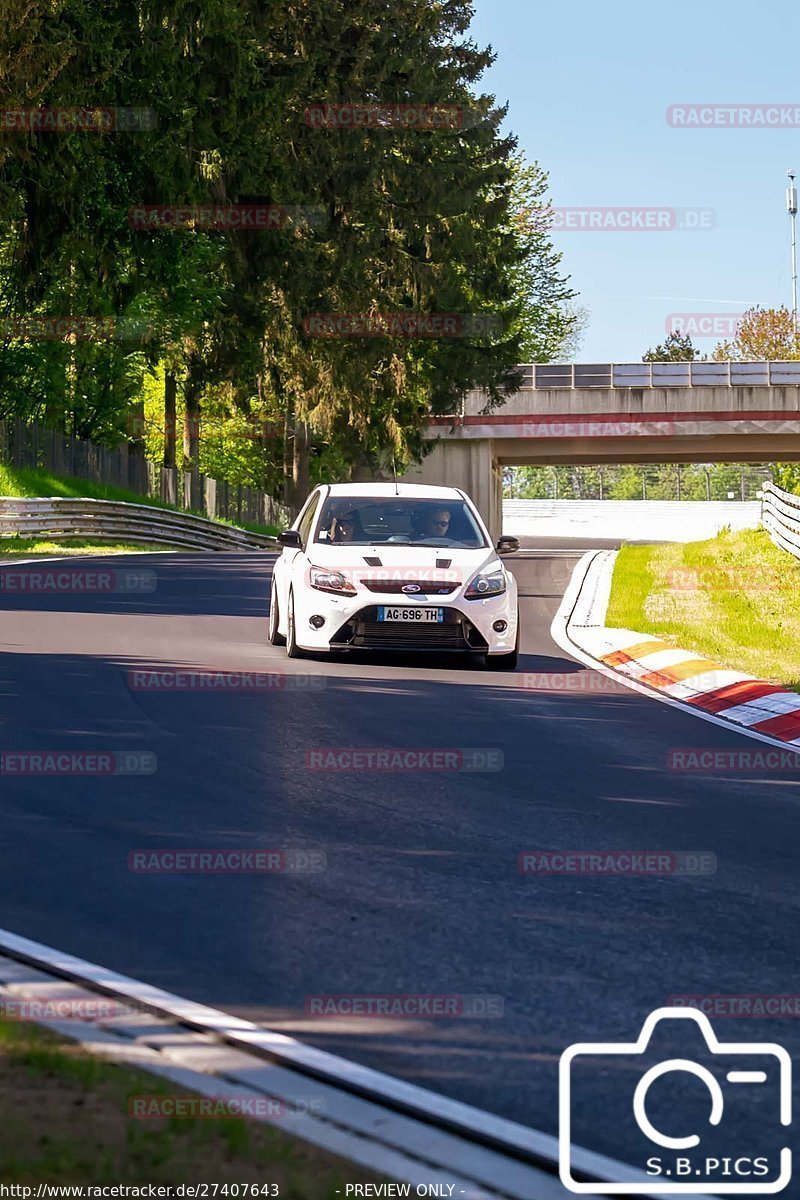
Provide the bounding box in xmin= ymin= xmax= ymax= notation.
xmin=643 ymin=331 xmax=701 ymax=362
xmin=711 ymin=306 xmax=800 ymax=361
xmin=0 ymin=0 xmax=575 ymax=507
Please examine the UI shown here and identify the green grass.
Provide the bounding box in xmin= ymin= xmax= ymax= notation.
xmin=0 ymin=464 xmax=280 ymax=537
xmin=0 ymin=537 xmax=173 ymax=558
xmin=606 ymin=528 xmax=800 ymax=691
xmin=0 ymin=1017 xmax=380 ymax=1190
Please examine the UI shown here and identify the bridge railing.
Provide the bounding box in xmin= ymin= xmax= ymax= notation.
xmin=761 ymin=482 xmax=800 ymax=561
xmin=512 ymin=361 xmax=800 ymax=389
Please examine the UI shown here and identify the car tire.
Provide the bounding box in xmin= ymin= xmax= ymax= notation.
xmin=489 ymin=617 xmax=519 ymax=671
xmin=286 ymin=588 xmax=304 ymax=659
xmin=268 ymin=583 xmax=285 ymax=646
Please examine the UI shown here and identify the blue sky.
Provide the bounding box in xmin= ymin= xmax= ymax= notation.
xmin=469 ymin=0 xmax=800 ymax=361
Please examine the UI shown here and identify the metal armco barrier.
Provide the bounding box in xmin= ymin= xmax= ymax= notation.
xmin=761 ymin=482 xmax=800 ymax=560
xmin=0 ymin=497 xmax=278 ymax=552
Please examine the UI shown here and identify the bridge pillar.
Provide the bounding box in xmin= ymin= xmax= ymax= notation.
xmin=401 ymin=439 xmax=502 ymax=541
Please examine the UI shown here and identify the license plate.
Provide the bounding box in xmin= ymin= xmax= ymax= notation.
xmin=377 ymin=607 xmax=444 ymax=624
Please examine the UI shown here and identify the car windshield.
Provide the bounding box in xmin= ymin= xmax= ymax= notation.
xmin=314 ymin=497 xmax=487 ymax=548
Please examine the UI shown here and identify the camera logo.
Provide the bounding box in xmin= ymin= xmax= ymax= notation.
xmin=559 ymin=1007 xmax=792 ymax=1193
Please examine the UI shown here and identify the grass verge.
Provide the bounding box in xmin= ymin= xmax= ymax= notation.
xmin=606 ymin=528 xmax=800 ymax=691
xmin=0 ymin=1017 xmax=380 ymax=1191
xmin=0 ymin=538 xmax=173 ymax=558
xmin=0 ymin=464 xmax=280 ymax=538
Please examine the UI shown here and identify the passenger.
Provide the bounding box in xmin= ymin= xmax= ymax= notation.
xmin=331 ymin=510 xmax=365 ymax=543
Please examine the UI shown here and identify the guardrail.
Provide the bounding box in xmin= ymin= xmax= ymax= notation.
xmin=0 ymin=497 xmax=278 ymax=552
xmin=761 ymin=482 xmax=800 ymax=560
xmin=509 ymin=361 xmax=800 ymax=389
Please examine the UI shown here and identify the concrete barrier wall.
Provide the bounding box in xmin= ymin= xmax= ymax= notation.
xmin=502 ymin=499 xmax=762 ymax=541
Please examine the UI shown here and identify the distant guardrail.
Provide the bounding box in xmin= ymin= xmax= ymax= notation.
xmin=0 ymin=497 xmax=278 ymax=552
xmin=505 ymin=362 xmax=800 ymax=389
xmin=761 ymin=482 xmax=800 ymax=560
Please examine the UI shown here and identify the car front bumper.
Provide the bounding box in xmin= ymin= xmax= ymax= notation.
xmin=292 ymin=586 xmax=518 ymax=654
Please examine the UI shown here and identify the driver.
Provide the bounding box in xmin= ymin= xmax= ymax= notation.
xmin=415 ymin=508 xmax=451 ymax=539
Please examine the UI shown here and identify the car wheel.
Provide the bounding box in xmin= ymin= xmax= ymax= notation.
xmin=286 ymin=589 xmax=304 ymax=659
xmin=489 ymin=616 xmax=519 ymax=671
xmin=268 ymin=582 xmax=285 ymax=646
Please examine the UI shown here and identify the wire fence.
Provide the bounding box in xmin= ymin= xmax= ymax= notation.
xmin=0 ymin=419 xmax=291 ymax=531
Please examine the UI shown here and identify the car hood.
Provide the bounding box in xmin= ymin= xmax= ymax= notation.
xmin=305 ymin=542 xmax=501 ymax=586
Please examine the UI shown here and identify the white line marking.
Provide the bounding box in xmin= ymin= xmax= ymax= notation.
xmin=0 ymin=930 xmax=714 ymax=1198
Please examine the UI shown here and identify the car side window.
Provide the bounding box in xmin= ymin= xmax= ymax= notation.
xmin=296 ymin=492 xmax=321 ymax=546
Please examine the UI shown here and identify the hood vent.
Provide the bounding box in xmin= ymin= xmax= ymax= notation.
xmin=363 ymin=556 xmax=382 ymax=566
xmin=436 ymin=558 xmax=452 ymax=569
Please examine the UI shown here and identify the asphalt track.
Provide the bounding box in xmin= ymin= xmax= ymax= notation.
xmin=2 ymin=539 xmax=799 ymax=1173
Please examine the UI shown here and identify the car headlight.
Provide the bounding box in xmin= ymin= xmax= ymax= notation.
xmin=309 ymin=565 xmax=357 ymax=595
xmin=464 ymin=568 xmax=507 ymax=599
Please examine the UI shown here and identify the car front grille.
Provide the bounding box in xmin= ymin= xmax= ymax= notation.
xmin=330 ymin=606 xmax=488 ymax=652
xmin=355 ymin=621 xmax=467 ymax=648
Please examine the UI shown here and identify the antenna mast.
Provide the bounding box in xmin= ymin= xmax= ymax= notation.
xmin=788 ymin=170 xmax=798 ymax=332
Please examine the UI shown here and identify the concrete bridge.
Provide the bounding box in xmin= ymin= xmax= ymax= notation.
xmin=401 ymin=360 xmax=800 ymax=537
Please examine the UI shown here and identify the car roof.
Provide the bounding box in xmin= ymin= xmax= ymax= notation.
xmin=322 ymin=482 xmax=466 ymax=500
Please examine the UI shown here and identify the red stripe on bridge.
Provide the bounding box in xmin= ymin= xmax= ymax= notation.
xmin=428 ymin=409 xmax=800 ymax=428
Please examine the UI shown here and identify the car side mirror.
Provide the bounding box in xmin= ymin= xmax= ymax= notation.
xmin=496 ymin=535 xmax=519 ymax=556
xmin=278 ymin=529 xmax=303 ymax=549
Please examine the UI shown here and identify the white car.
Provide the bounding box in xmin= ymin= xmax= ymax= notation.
xmin=268 ymin=482 xmax=519 ymax=669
